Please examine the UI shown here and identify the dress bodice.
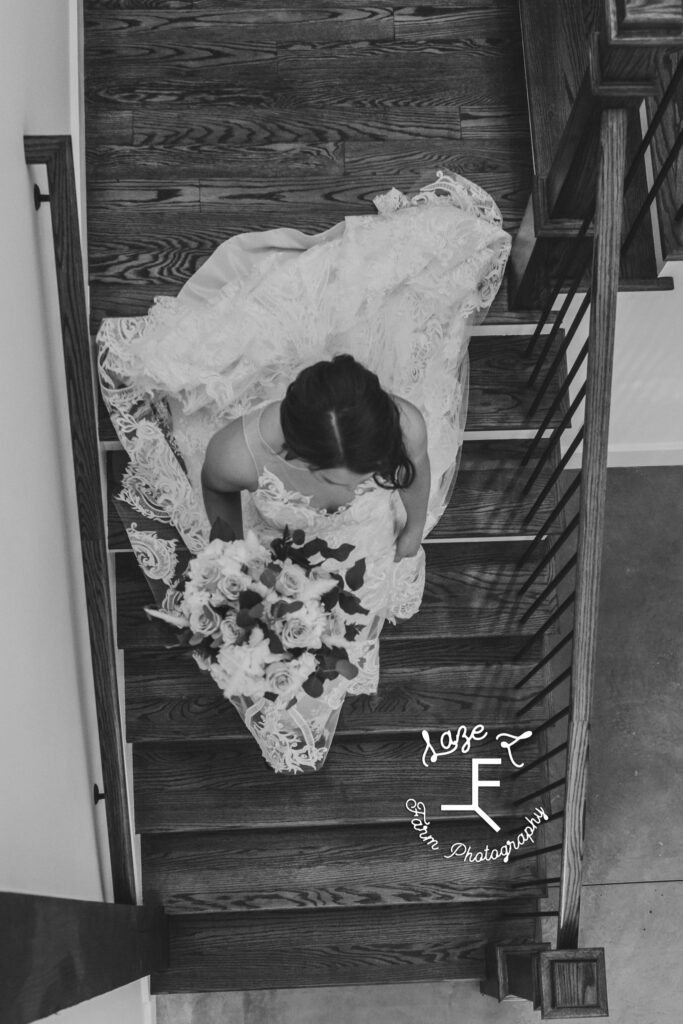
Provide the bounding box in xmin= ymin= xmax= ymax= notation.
xmin=241 ymin=403 xmax=381 ymax=516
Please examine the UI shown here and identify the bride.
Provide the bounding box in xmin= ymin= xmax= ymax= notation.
xmin=97 ymin=170 xmax=511 ymax=773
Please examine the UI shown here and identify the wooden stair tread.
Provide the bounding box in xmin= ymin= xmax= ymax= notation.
xmin=141 ymin=821 xmax=546 ymax=915
xmin=126 ymin=661 xmax=548 ymax=743
xmin=467 ymin=334 xmax=568 ymax=430
xmin=106 ymin=438 xmax=563 ymax=551
xmin=115 ymin=539 xmax=556 ymax=649
xmin=133 ymin=731 xmax=545 ymax=833
xmin=151 ymin=901 xmax=538 ymax=991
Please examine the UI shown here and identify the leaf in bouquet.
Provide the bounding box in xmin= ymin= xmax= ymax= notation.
xmin=236 ymin=608 xmax=254 ymax=629
xmin=302 ymin=673 xmax=324 ymax=698
xmin=248 ymin=602 xmax=264 ymax=620
xmin=239 ymin=589 xmax=263 ymax=610
xmin=345 ymin=558 xmax=366 ymax=592
xmin=209 ymin=516 xmax=237 ymax=543
xmin=344 ymin=622 xmax=363 ymax=641
xmin=189 ymin=632 xmax=206 ymax=646
xmin=338 ymin=590 xmax=366 ymax=615
xmin=335 ymin=658 xmax=359 ymax=680
xmin=260 ymin=567 xmax=278 ymax=589
xmin=325 ymin=541 xmax=355 ymax=562
xmin=291 ymin=529 xmax=306 ymax=546
xmin=320 ymin=586 xmax=341 ymax=612
xmin=272 ymin=599 xmax=304 ymax=618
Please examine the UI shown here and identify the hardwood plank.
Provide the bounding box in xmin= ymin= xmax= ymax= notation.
xmin=88 ymin=181 xmax=201 ymax=212
xmin=85 ymin=44 xmax=526 ymax=109
xmin=387 ymin=540 xmax=555 ymax=639
xmin=85 ymin=34 xmax=278 ymax=67
xmin=125 ymin=661 xmax=549 ymax=742
xmin=86 ymin=141 xmax=344 ymax=182
xmin=342 ymin=139 xmax=531 ymax=223
xmin=116 ymin=539 xmax=555 ymax=650
xmin=394 ymin=3 xmax=521 ymax=40
xmin=467 ymin=334 xmax=568 ymax=430
xmin=132 ymin=105 xmax=463 ymax=145
xmin=133 ymin=731 xmax=545 ymax=832
xmin=85 ymin=109 xmax=134 ymax=146
xmin=141 ymin=821 xmax=546 ymax=914
xmin=433 ymin=439 xmax=563 ymax=538
xmin=460 ymin=105 xmax=530 ymax=141
xmin=153 ymin=901 xmax=538 ymax=990
xmin=85 ymin=7 xmax=395 ymax=45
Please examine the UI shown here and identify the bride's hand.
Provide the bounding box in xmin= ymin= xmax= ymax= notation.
xmin=394 ymin=526 xmax=423 ymax=562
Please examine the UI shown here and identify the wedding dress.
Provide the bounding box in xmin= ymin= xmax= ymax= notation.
xmin=97 ymin=170 xmax=511 ymax=773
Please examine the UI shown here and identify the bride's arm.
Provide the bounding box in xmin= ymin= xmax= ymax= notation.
xmin=201 ymin=420 xmax=258 ymax=539
xmin=394 ymin=400 xmax=431 ymax=561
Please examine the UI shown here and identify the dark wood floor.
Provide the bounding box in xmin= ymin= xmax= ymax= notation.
xmin=85 ymin=0 xmax=533 ymax=330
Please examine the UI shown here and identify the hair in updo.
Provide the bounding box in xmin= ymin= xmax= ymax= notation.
xmin=279 ymin=354 xmax=416 ymax=489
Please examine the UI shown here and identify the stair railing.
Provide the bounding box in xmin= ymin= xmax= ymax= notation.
xmin=482 ymin=26 xmax=683 ymax=1017
xmin=24 ymin=136 xmax=136 ymax=906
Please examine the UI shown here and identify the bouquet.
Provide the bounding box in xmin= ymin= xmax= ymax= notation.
xmin=147 ymin=525 xmax=369 ymax=710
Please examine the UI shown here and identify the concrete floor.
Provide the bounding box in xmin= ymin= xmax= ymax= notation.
xmin=157 ymin=467 xmax=683 ymax=1024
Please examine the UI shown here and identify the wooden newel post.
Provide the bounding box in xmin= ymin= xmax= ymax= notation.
xmin=481 ymin=943 xmax=608 ymax=1018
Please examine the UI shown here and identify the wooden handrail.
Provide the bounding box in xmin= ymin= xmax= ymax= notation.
xmin=556 ymin=108 xmax=628 ymax=949
xmin=24 ymin=136 xmax=136 ymax=906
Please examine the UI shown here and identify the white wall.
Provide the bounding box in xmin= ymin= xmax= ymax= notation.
xmin=0 ymin=2 xmax=149 ymax=1021
xmin=557 ymin=263 xmax=683 ymax=468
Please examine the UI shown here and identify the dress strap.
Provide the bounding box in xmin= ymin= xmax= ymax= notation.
xmin=241 ymin=407 xmax=266 ymax=480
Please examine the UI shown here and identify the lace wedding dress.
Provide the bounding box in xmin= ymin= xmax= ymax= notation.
xmin=97 ymin=171 xmax=511 ymax=773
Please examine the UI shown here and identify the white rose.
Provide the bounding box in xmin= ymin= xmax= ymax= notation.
xmin=276 ymin=603 xmax=327 ymax=650
xmin=219 ymin=612 xmax=243 ymax=646
xmin=188 ymin=602 xmax=222 ymax=638
xmin=275 ymin=560 xmax=309 ymax=599
xmin=216 ymin=570 xmax=250 ymax=603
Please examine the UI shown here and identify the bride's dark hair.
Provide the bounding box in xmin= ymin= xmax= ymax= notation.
xmin=279 ymin=354 xmax=416 ymax=489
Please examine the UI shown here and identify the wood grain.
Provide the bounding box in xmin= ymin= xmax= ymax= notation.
xmin=153 ymin=901 xmax=537 ymax=990
xmin=125 ymin=662 xmax=549 ymax=742
xmin=132 ymin=105 xmax=463 ymax=144
xmin=133 ymin=732 xmax=544 ymax=832
xmin=468 ymin=335 xmax=569 ymax=430
xmin=557 ymin=108 xmax=627 ymax=949
xmin=141 ymin=821 xmax=546 ymax=914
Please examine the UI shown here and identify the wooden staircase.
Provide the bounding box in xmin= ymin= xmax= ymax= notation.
xmin=85 ymin=0 xmax=571 ymax=995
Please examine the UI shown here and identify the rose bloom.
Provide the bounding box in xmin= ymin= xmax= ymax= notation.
xmin=220 ymin=612 xmax=243 ymax=646
xmin=274 ymin=560 xmax=309 ymax=599
xmin=215 ymin=570 xmax=250 ymax=604
xmin=276 ymin=603 xmax=327 ymax=650
xmin=189 ymin=602 xmax=222 ymax=638
xmin=264 ymin=651 xmax=318 ymax=699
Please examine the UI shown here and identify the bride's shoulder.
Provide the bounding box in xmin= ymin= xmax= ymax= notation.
xmin=201 ymin=414 xmax=259 ymax=492
xmin=393 ymin=396 xmax=427 ymax=457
